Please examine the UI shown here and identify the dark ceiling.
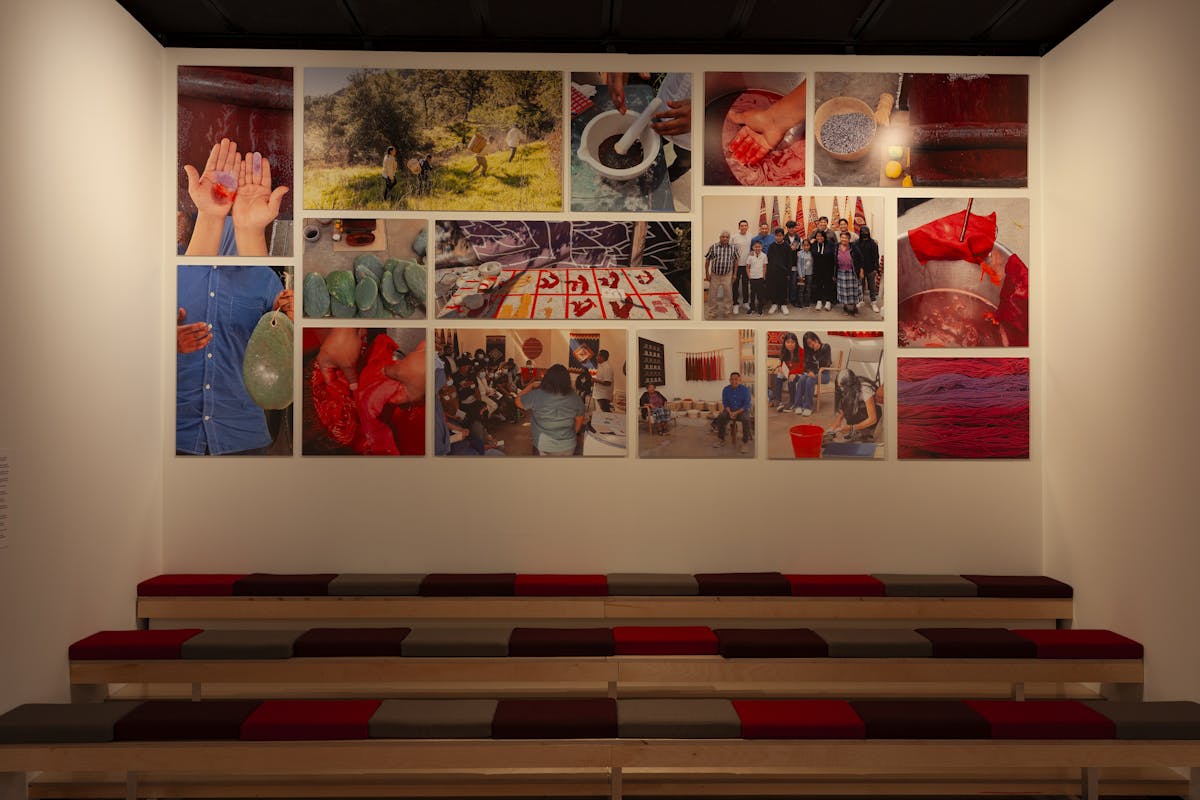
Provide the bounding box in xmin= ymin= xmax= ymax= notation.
xmin=117 ymin=0 xmax=1111 ymax=56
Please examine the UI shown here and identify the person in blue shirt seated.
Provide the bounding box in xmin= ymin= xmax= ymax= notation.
xmin=712 ymin=371 xmax=752 ymax=454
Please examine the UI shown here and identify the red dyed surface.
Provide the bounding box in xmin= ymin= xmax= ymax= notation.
xmin=908 ymin=211 xmax=997 ymax=266
xmin=721 ymin=90 xmax=806 ymax=186
xmin=898 ymin=290 xmax=1007 ymax=348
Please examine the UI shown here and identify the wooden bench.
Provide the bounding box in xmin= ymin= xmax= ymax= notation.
xmin=22 ymin=765 xmax=1196 ymax=799
xmin=1 ymin=697 xmax=1198 ymax=800
xmin=66 ymin=626 xmax=1144 ymax=703
xmin=134 ymin=572 xmax=1076 ymax=628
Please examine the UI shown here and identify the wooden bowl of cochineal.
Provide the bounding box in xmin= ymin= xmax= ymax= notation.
xmin=814 ymin=96 xmax=876 ymax=162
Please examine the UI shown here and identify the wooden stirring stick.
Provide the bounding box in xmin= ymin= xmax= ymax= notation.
xmin=959 ymin=198 xmax=975 ymax=241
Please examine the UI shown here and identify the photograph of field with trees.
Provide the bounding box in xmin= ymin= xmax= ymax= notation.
xmin=304 ymin=68 xmax=562 ymax=212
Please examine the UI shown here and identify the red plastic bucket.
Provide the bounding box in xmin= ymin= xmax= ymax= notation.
xmin=789 ymin=424 xmax=824 ymax=458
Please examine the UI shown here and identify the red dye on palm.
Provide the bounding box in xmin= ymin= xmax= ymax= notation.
xmin=722 ymin=90 xmax=805 ymax=185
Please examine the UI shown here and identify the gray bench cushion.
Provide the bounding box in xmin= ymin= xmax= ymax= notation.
xmin=1083 ymin=700 xmax=1200 ymax=739
xmin=606 ymin=573 xmax=699 ymax=595
xmin=815 ymin=628 xmax=933 ymax=658
xmin=872 ymin=574 xmax=978 ymax=597
xmin=400 ymin=627 xmax=512 ymax=657
xmin=0 ymin=702 xmax=141 ymax=743
xmin=369 ymin=699 xmax=497 ymax=738
xmin=180 ymin=629 xmax=298 ymax=659
xmin=617 ymin=699 xmax=741 ymax=738
xmin=328 ymin=573 xmax=424 ymax=596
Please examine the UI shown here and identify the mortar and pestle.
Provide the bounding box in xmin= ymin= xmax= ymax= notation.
xmin=578 ymin=97 xmax=662 ymax=181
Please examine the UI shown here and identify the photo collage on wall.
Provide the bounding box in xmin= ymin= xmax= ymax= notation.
xmin=172 ymin=63 xmax=1031 ymax=460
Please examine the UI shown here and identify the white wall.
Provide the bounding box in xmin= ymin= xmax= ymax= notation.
xmin=0 ymin=0 xmax=163 ymax=707
xmin=1043 ymin=0 xmax=1200 ymax=700
xmin=163 ymin=50 xmax=1043 ymax=577
xmin=643 ymin=328 xmax=742 ymax=402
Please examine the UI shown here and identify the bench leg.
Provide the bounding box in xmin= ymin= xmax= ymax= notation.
xmin=191 ymin=682 xmax=203 ymax=702
xmin=126 ymin=772 xmax=139 ymax=800
xmin=1080 ymin=766 xmax=1098 ymax=800
xmin=71 ymin=683 xmax=111 ymax=703
xmin=1 ymin=773 xmax=28 ymax=800
xmin=1100 ymin=681 xmax=1143 ymax=702
xmin=607 ymin=680 xmax=618 ymax=699
xmin=1010 ymin=682 xmax=1026 ymax=701
xmin=611 ymin=767 xmax=622 ymax=800
xmin=1190 ymin=767 xmax=1198 ymax=800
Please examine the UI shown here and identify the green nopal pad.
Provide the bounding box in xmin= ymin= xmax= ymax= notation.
xmin=302 ymin=272 xmax=330 ymax=318
xmin=403 ymin=261 xmax=427 ymax=304
xmin=330 ymin=297 xmax=356 ymax=318
xmin=356 ymin=275 xmax=379 ymax=313
xmin=352 ymin=253 xmax=384 ymax=283
xmin=242 ymin=311 xmax=293 ymax=410
xmin=326 ymin=270 xmax=356 ymax=308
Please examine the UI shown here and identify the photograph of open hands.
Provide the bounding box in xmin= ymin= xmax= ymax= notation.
xmin=183 ymin=137 xmax=290 ymax=257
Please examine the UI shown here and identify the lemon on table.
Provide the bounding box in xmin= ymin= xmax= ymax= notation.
xmin=886 ymin=145 xmax=904 ymax=159
xmin=885 ymin=160 xmax=903 ymax=179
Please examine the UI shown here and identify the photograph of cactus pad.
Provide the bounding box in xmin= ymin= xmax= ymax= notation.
xmin=301 ymin=219 xmax=428 ymax=321
xmin=813 ymin=72 xmax=1028 ymax=188
xmin=304 ymin=68 xmax=562 ymax=212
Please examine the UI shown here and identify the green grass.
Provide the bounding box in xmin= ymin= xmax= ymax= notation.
xmin=304 ymin=141 xmax=562 ymax=212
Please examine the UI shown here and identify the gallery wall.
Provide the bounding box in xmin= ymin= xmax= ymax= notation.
xmin=1 ymin=0 xmax=1192 ymax=711
xmin=1042 ymin=0 xmax=1200 ymax=702
xmin=0 ymin=0 xmax=164 ymax=709
xmin=162 ymin=48 xmax=1044 ymax=574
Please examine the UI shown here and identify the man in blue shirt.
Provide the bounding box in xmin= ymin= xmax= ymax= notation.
xmin=176 ymin=265 xmax=291 ymax=455
xmin=750 ymin=221 xmax=774 ymax=255
xmin=713 ymin=371 xmax=752 ymax=454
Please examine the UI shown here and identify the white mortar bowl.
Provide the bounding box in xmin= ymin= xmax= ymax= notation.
xmin=578 ymin=109 xmax=661 ymax=181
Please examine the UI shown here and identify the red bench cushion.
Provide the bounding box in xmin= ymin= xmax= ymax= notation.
xmin=232 ymin=574 xmax=338 ymax=596
xmin=961 ymin=574 xmax=1073 ymax=598
xmin=136 ymin=574 xmax=245 ymax=597
xmin=69 ymin=629 xmax=203 ymax=660
xmin=508 ymin=627 xmax=614 ymax=657
xmin=1011 ymin=629 xmax=1143 ymax=659
xmin=291 ymin=628 xmax=411 ymax=657
xmin=850 ymin=701 xmax=991 ymax=739
xmin=714 ymin=628 xmax=828 ymax=658
xmin=514 ymin=574 xmax=608 ymax=596
xmin=965 ymin=700 xmax=1116 ymax=739
xmin=492 ymin=698 xmax=617 ymax=738
xmin=734 ymin=700 xmax=865 ymax=739
xmin=241 ymin=700 xmax=382 ymax=740
xmin=785 ymin=574 xmax=885 ymax=597
xmin=612 ymin=626 xmax=718 ymax=655
xmin=114 ymin=700 xmax=261 ymax=740
xmin=419 ymin=573 xmax=516 ymax=596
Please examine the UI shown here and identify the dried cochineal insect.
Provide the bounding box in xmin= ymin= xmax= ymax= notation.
xmin=211 ymin=170 xmax=238 ymax=202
